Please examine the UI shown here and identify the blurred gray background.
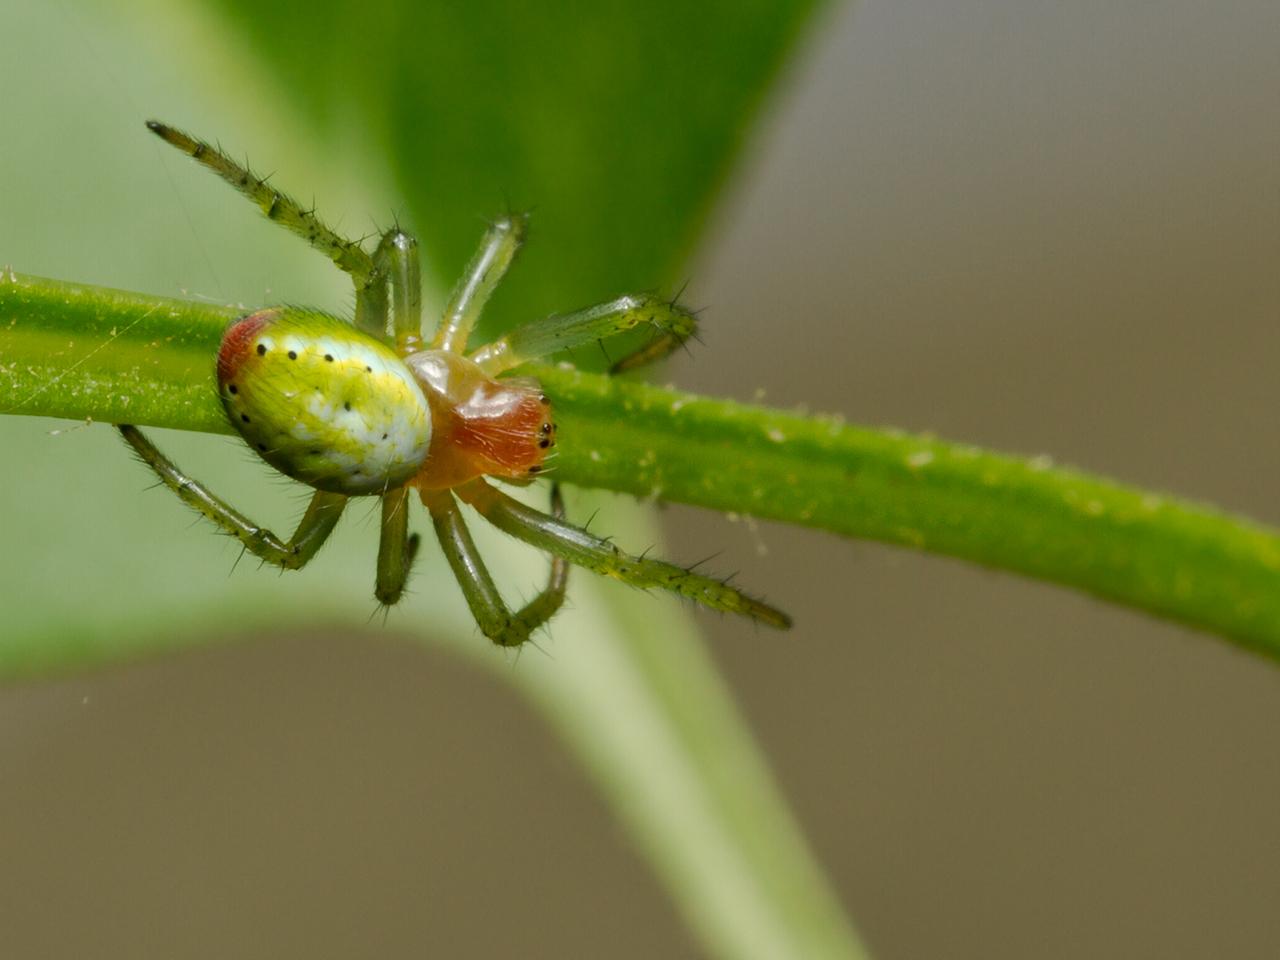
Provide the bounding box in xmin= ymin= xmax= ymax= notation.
xmin=3 ymin=1 xmax=1279 ymax=957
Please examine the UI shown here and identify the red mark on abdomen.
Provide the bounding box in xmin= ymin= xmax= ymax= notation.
xmin=216 ymin=309 xmax=276 ymax=385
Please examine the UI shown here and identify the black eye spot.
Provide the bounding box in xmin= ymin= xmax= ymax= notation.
xmin=529 ymin=465 xmax=542 ymax=474
xmin=540 ymin=422 xmax=552 ymax=433
xmin=256 ymin=344 xmax=267 ymax=355
xmin=241 ymin=414 xmax=250 ymax=423
xmin=288 ymin=350 xmax=297 ymax=360
xmin=539 ymin=439 xmax=550 ymax=449
xmin=324 ymin=354 xmax=335 ymax=362
xmin=228 ymin=384 xmax=238 ymax=394
xmin=382 ymin=433 xmax=388 ymax=440
xmin=344 ymin=402 xmax=351 ymax=412
xmin=365 ymin=366 xmax=373 ymax=373
xmin=539 ymin=394 xmax=549 ymax=406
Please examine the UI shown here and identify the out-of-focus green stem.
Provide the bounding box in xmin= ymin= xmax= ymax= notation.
xmin=5 ymin=270 xmax=1280 ymax=659
xmin=0 ymin=272 xmax=233 ymax=432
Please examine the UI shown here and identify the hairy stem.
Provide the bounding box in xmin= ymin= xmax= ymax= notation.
xmin=4 ymin=270 xmax=1280 ymax=659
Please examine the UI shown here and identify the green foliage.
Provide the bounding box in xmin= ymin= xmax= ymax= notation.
xmin=213 ymin=0 xmax=818 ymax=340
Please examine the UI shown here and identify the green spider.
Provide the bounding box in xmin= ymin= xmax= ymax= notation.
xmin=119 ymin=121 xmax=791 ymax=645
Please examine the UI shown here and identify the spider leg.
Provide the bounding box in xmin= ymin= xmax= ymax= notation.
xmin=374 ymin=486 xmax=421 ymax=605
xmin=145 ymin=120 xmax=396 ymax=338
xmin=467 ymin=294 xmax=698 ymax=377
xmin=424 ymin=485 xmax=568 ymax=648
xmin=370 ymin=230 xmax=424 ymax=353
xmin=430 ymin=214 xmax=529 ymax=353
xmin=118 ymin=425 xmax=346 ymax=569
xmin=455 ymin=479 xmax=791 ymax=628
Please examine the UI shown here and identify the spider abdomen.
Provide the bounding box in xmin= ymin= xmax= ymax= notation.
xmin=217 ymin=308 xmax=433 ymax=495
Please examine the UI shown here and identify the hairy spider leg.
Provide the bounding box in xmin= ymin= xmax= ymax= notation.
xmin=376 ymin=486 xmax=421 ymax=606
xmin=118 ymin=424 xmax=348 ymax=568
xmin=357 ymin=228 xmax=428 ymax=603
xmin=456 ymin=479 xmax=792 ymax=629
xmin=467 ymin=294 xmax=699 ymax=377
xmin=145 ymin=120 xmax=393 ymax=338
xmin=424 ymin=485 xmax=569 ymax=647
xmin=431 ymin=214 xmax=529 ymax=353
xmin=369 ymin=229 xmax=424 ymax=352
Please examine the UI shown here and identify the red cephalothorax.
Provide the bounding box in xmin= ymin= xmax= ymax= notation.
xmin=404 ymin=350 xmax=554 ymax=491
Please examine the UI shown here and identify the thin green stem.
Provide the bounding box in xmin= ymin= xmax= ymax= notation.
xmin=5 ymin=270 xmax=1280 ymax=659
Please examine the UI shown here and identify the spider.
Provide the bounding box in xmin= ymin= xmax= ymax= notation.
xmin=118 ymin=121 xmax=791 ymax=646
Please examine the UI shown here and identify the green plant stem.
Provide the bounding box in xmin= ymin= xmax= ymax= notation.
xmin=5 ymin=270 xmax=1280 ymax=659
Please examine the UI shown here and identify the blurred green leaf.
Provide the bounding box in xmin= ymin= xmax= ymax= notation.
xmin=214 ymin=0 xmax=819 ymax=341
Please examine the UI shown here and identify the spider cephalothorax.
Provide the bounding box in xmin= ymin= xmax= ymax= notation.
xmin=117 ymin=120 xmax=790 ymax=646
